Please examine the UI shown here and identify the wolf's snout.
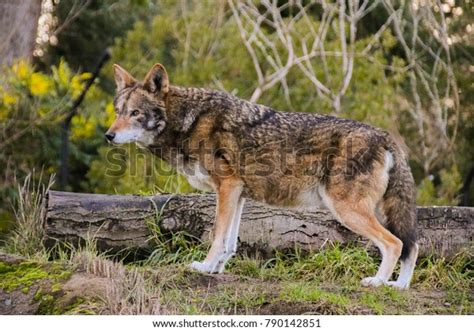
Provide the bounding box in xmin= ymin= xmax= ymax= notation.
xmin=105 ymin=132 xmax=115 ymax=142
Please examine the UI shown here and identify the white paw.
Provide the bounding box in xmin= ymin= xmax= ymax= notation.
xmin=188 ymin=261 xmax=215 ymax=273
xmin=188 ymin=260 xmax=224 ymax=274
xmin=361 ymin=276 xmax=386 ymax=287
xmin=387 ymin=281 xmax=409 ymax=290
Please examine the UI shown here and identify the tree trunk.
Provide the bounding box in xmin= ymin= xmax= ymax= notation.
xmin=0 ymin=0 xmax=42 ymax=65
xmin=44 ymin=191 xmax=474 ymax=258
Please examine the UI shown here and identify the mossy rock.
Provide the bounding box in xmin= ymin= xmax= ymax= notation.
xmin=0 ymin=253 xmax=77 ymax=314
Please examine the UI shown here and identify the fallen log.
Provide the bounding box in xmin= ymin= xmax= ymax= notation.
xmin=44 ymin=190 xmax=473 ymax=257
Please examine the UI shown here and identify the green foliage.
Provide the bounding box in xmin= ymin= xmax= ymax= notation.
xmin=109 ymin=3 xmax=256 ymax=93
xmin=0 ymin=58 xmax=92 ymax=234
xmin=39 ymin=0 xmax=154 ymax=73
xmin=417 ymin=165 xmax=463 ymax=205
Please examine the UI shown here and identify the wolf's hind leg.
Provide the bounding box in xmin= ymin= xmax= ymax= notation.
xmin=387 ymin=243 xmax=418 ymax=289
xmin=188 ymin=178 xmax=243 ymax=274
xmin=321 ymin=191 xmax=402 ymax=286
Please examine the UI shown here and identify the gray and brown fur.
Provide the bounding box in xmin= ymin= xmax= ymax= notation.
xmin=106 ymin=63 xmax=418 ymax=289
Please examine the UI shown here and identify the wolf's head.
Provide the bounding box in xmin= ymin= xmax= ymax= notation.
xmin=105 ymin=63 xmax=169 ymax=146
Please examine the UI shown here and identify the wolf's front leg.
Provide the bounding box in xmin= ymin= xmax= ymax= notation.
xmin=189 ymin=178 xmax=244 ymax=274
xmin=214 ymin=197 xmax=245 ymax=273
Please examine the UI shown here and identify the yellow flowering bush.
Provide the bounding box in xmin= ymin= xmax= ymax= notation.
xmin=29 ymin=73 xmax=52 ymax=96
xmin=71 ymin=114 xmax=97 ymax=140
xmin=9 ymin=59 xmax=53 ymax=97
xmin=71 ymin=73 xmax=93 ymax=98
xmin=52 ymin=59 xmax=93 ymax=99
xmin=2 ymin=93 xmax=17 ymax=106
xmin=1 ymin=59 xmax=92 ymax=116
xmin=0 ymin=58 xmax=97 ymax=216
xmin=12 ymin=60 xmax=32 ymax=80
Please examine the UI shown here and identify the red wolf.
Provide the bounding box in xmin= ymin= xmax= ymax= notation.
xmin=106 ymin=63 xmax=418 ymax=289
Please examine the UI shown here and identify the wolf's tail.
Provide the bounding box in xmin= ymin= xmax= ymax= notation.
xmin=382 ymin=145 xmax=417 ymax=261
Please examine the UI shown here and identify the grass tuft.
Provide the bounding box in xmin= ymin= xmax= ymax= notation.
xmin=144 ymin=211 xmax=207 ymax=267
xmin=413 ymin=249 xmax=473 ymax=290
xmin=71 ymin=236 xmax=162 ymax=314
xmin=4 ymin=172 xmax=54 ymax=259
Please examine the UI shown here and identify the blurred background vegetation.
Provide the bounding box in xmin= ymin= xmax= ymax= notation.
xmin=0 ymin=0 xmax=472 ymax=237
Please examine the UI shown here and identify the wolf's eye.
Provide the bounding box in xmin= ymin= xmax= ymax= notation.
xmin=130 ymin=109 xmax=140 ymax=117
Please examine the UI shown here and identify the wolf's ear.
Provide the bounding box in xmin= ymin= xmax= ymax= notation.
xmin=113 ymin=64 xmax=136 ymax=90
xmin=144 ymin=63 xmax=169 ymax=96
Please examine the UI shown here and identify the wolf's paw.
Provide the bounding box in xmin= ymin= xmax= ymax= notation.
xmin=188 ymin=261 xmax=219 ymax=274
xmin=387 ymin=281 xmax=409 ymax=290
xmin=361 ymin=276 xmax=386 ymax=287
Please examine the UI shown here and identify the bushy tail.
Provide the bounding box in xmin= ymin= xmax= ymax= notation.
xmin=382 ymin=146 xmax=417 ymax=261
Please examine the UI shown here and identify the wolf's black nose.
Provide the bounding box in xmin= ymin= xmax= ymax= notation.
xmin=105 ymin=132 xmax=115 ymax=142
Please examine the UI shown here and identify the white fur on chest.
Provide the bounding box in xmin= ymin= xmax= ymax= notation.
xmin=177 ymin=162 xmax=214 ymax=192
xmin=295 ymin=186 xmax=326 ymax=210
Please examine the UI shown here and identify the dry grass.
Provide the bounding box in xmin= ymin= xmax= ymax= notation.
xmin=71 ymin=237 xmax=162 ymax=315
xmin=5 ymin=172 xmax=54 ymax=259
